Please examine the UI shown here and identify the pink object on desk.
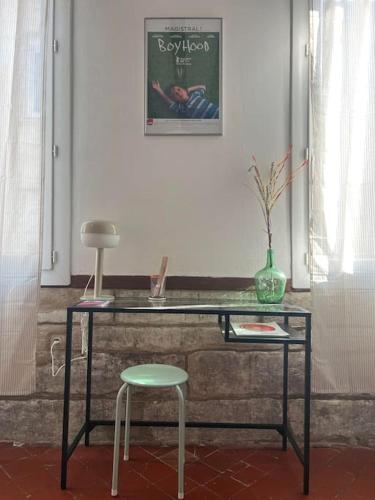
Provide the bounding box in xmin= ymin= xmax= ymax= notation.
xmin=77 ymin=300 xmax=111 ymax=307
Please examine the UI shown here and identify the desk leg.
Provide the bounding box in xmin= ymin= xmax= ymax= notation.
xmin=282 ymin=343 xmax=289 ymax=451
xmin=85 ymin=312 xmax=94 ymax=446
xmin=224 ymin=315 xmax=230 ymax=341
xmin=303 ymin=316 xmax=312 ymax=495
xmin=61 ymin=310 xmax=73 ymax=489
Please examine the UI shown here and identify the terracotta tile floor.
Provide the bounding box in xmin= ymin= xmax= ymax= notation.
xmin=0 ymin=443 xmax=374 ymax=499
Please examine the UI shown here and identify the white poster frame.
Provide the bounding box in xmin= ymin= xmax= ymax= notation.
xmin=144 ymin=17 xmax=223 ymax=136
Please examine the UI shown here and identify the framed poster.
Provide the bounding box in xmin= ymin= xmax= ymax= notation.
xmin=145 ymin=18 xmax=222 ymax=135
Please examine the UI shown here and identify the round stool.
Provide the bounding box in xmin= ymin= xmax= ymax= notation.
xmin=111 ymin=364 xmax=188 ymax=499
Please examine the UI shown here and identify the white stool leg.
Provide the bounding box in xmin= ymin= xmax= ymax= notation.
xmin=176 ymin=384 xmax=185 ymax=500
xmin=111 ymin=382 xmax=128 ymax=497
xmin=124 ymin=385 xmax=132 ymax=460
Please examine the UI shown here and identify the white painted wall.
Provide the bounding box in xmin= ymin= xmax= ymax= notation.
xmin=72 ymin=0 xmax=291 ymax=277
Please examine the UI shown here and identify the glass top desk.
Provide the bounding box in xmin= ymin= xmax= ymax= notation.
xmin=61 ymin=298 xmax=312 ymax=495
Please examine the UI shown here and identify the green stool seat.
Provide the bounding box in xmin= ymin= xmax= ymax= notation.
xmin=120 ymin=364 xmax=188 ymax=387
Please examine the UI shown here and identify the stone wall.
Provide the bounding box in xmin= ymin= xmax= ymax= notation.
xmin=0 ymin=288 xmax=374 ymax=448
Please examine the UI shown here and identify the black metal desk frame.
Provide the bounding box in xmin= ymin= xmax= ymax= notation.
xmin=61 ymin=300 xmax=312 ymax=495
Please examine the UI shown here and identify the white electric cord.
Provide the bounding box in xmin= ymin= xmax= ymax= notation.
xmin=82 ymin=274 xmax=94 ymax=298
xmin=50 ymin=275 xmax=93 ymax=376
xmin=81 ymin=312 xmax=89 ymax=356
xmin=50 ymin=339 xmax=87 ymax=377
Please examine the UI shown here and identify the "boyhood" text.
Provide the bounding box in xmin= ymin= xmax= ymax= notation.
xmin=157 ymin=39 xmax=210 ymax=55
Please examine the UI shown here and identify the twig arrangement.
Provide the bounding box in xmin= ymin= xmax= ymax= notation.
xmin=248 ymin=147 xmax=308 ymax=250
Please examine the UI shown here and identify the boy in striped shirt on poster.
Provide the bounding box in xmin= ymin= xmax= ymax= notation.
xmin=152 ymin=80 xmax=220 ymax=119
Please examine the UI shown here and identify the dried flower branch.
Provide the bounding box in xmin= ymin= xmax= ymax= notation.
xmin=248 ymin=147 xmax=308 ymax=250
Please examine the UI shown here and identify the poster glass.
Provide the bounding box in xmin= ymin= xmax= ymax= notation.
xmin=145 ymin=18 xmax=222 ymax=135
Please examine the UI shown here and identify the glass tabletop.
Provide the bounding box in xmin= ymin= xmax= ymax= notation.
xmin=71 ymin=297 xmax=310 ymax=316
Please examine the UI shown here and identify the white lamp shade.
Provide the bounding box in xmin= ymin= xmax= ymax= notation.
xmin=81 ymin=220 xmax=120 ymax=248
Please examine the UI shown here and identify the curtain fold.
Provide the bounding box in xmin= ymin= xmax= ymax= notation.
xmin=0 ymin=0 xmax=48 ymax=395
xmin=310 ymin=0 xmax=375 ymax=392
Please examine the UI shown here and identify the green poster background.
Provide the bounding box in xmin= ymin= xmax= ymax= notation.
xmin=147 ymin=32 xmax=220 ymax=119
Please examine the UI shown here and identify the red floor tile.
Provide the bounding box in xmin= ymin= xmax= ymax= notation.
xmin=339 ymin=476 xmax=375 ymax=499
xmin=247 ymin=463 xmax=303 ymax=499
xmin=310 ymin=468 xmax=356 ymax=496
xmin=71 ymin=444 xmax=113 ymax=465
xmin=125 ymin=446 xmax=156 ymax=462
xmin=0 ymin=443 xmax=30 ymax=463
xmin=184 ymin=461 xmax=220 ymax=484
xmin=128 ymin=458 xmax=176 ymax=484
xmin=142 ymin=446 xmax=175 ymax=458
xmin=0 ymin=480 xmax=34 ymax=500
xmin=115 ymin=466 xmax=154 ymax=495
xmin=231 ymin=463 xmax=267 ymax=486
xmin=11 ymin=470 xmax=61 ymax=496
xmin=184 ymin=485 xmax=221 ymax=499
xmin=328 ymin=447 xmax=375 ymax=474
xmin=245 ymin=448 xmax=287 ymax=473
xmin=0 ymin=443 xmax=374 ymax=499
xmin=231 ymin=485 xmax=271 ymax=500
xmin=157 ymin=448 xmax=199 ymax=469
xmin=357 ymin=460 xmax=375 ymax=480
xmin=114 ymin=473 xmax=172 ymax=500
xmin=1 ymin=456 xmax=57 ymax=480
xmin=205 ymin=473 xmax=247 ymax=498
xmin=309 ymin=446 xmax=342 ymax=469
xmin=0 ymin=465 xmax=11 ymax=481
xmin=24 ymin=445 xmax=61 ymax=459
xmin=26 ymin=492 xmax=73 ymax=500
xmin=203 ymin=449 xmax=254 ymax=473
xmin=155 ymin=473 xmax=198 ymax=497
xmin=186 ymin=446 xmax=218 ymax=460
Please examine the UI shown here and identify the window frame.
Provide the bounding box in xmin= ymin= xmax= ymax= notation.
xmin=41 ymin=0 xmax=72 ymax=286
xmin=290 ymin=0 xmax=310 ymax=290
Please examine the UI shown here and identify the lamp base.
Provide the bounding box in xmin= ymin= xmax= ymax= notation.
xmin=80 ymin=294 xmax=115 ymax=302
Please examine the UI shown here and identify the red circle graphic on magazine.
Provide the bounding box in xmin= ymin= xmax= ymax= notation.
xmin=239 ymin=323 xmax=275 ymax=332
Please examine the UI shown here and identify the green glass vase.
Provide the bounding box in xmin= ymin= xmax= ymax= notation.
xmin=255 ymin=249 xmax=286 ymax=304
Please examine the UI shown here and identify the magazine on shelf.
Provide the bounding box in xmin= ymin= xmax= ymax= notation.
xmin=230 ymin=321 xmax=289 ymax=338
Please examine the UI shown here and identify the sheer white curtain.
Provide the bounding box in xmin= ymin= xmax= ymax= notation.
xmin=0 ymin=0 xmax=48 ymax=394
xmin=310 ymin=0 xmax=375 ymax=392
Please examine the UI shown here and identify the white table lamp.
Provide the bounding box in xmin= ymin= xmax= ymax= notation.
xmin=80 ymin=220 xmax=120 ymax=301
